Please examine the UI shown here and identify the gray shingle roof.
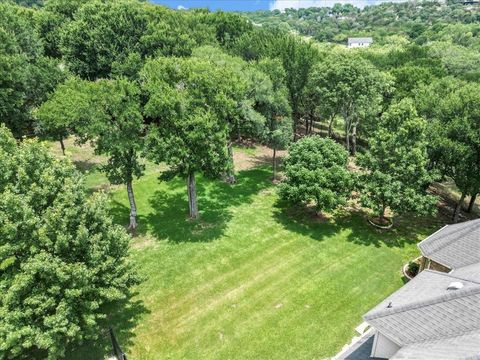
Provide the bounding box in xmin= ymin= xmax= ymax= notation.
xmin=364 ymin=270 xmax=480 ymax=346
xmin=452 ymin=262 xmax=480 ymax=282
xmin=348 ymin=37 xmax=373 ymax=45
xmin=364 ymin=270 xmax=480 ymax=319
xmin=391 ymin=329 xmax=480 ymax=360
xmin=418 ymin=219 xmax=480 ymax=269
xmin=362 ymin=218 xmax=480 ymax=359
xmin=364 ymin=286 xmax=480 ymax=346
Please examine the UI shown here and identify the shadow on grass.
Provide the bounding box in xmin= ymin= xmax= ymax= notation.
xmin=74 ymin=159 xmax=100 ymax=172
xmin=272 ymin=200 xmax=342 ymax=243
xmin=110 ymin=167 xmax=274 ymax=243
xmin=273 ymin=200 xmax=428 ymax=248
xmin=67 ymin=291 xmax=149 ymax=359
xmin=249 ymin=154 xmax=286 ymax=174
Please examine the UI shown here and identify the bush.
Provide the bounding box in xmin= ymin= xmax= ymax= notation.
xmin=408 ymin=261 xmax=420 ymax=277
xmin=279 ymin=136 xmax=353 ymax=215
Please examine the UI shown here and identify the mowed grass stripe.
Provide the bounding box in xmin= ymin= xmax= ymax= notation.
xmin=195 ymin=237 xmax=400 ymax=359
xmin=131 ymin=200 xmax=404 ymax=360
xmin=135 ymin=192 xmax=352 ymax=333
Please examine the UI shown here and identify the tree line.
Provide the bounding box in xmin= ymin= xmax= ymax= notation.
xmin=2 ymin=0 xmax=479 ymax=226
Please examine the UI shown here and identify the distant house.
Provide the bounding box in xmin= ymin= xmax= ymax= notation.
xmin=347 ymin=37 xmax=373 ymax=48
xmin=336 ymin=219 xmax=480 ymax=359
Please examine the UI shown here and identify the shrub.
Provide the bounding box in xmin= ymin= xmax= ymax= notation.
xmin=279 ymin=136 xmax=353 ymax=215
xmin=408 ymin=261 xmax=420 ymax=277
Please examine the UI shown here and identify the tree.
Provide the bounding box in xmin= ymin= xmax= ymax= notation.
xmin=279 ymin=136 xmax=353 ymax=216
xmin=35 ymin=0 xmax=91 ymax=58
xmin=233 ymin=29 xmax=319 ymax=140
xmin=255 ymin=58 xmax=292 ymax=180
xmin=205 ymin=11 xmax=253 ymax=47
xmin=269 ymin=33 xmax=319 ymax=140
xmin=37 ymin=77 xmax=145 ymax=231
xmin=191 ymin=46 xmax=265 ymax=183
xmin=59 ymin=1 xmax=219 ymax=80
xmin=307 ymin=52 xmax=391 ymax=155
xmin=417 ymin=80 xmax=480 ymax=222
xmin=357 ymin=99 xmax=438 ymax=224
xmin=141 ymin=57 xmax=233 ymax=218
xmin=60 ymin=0 xmax=149 ymax=79
xmin=0 ymin=125 xmax=137 ymax=358
xmin=0 ymin=2 xmax=65 ymax=137
xmin=34 ymin=77 xmax=79 ymax=154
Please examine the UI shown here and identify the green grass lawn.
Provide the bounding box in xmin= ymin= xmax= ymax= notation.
xmin=70 ymin=161 xmax=440 ymax=359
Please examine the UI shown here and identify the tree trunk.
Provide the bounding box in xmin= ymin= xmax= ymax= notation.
xmin=59 ymin=137 xmax=66 ymax=156
xmin=226 ymin=141 xmax=236 ymax=184
xmin=272 ymin=148 xmax=277 ymax=181
xmin=453 ymin=192 xmax=466 ymax=223
xmin=293 ymin=112 xmax=299 ymax=142
xmin=187 ymin=171 xmax=199 ymax=219
xmin=380 ymin=204 xmax=386 ymax=221
xmin=467 ymin=193 xmax=477 ymax=213
xmin=328 ymin=116 xmax=334 ymax=138
xmin=345 ymin=122 xmax=350 ymax=154
xmin=351 ymin=123 xmax=357 ymax=156
xmin=127 ymin=180 xmax=137 ymax=232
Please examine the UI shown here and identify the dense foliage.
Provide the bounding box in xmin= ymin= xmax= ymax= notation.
xmin=246 ymin=1 xmax=480 ymax=45
xmin=279 ymin=136 xmax=353 ymax=215
xmin=0 ymin=126 xmax=137 ymax=358
xmin=141 ymin=56 xmax=237 ymax=218
xmin=357 ymin=99 xmax=438 ymax=221
xmin=37 ymin=77 xmax=145 ymax=230
xmin=416 ymin=78 xmax=480 ymax=221
xmin=0 ymin=2 xmax=65 ymax=136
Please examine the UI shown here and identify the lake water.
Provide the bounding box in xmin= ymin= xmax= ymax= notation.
xmin=151 ymin=0 xmax=410 ymax=11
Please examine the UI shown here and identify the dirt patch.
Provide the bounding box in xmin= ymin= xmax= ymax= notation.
xmin=131 ymin=234 xmax=156 ymax=250
xmin=233 ymin=144 xmax=286 ymax=171
xmin=429 ymin=182 xmax=479 ymax=222
xmin=48 ymin=137 xmax=106 ymax=172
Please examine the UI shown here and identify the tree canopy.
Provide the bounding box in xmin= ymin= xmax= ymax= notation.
xmin=0 ymin=125 xmax=137 ymax=358
xmin=141 ymin=56 xmax=237 ymax=218
xmin=307 ymin=51 xmax=392 ymax=154
xmin=37 ymin=77 xmax=145 ymax=230
xmin=357 ymin=99 xmax=438 ymax=222
xmin=416 ymin=78 xmax=480 ymax=222
xmin=279 ymin=136 xmax=353 ymax=215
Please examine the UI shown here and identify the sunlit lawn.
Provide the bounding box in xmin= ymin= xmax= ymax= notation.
xmin=66 ymin=154 xmax=440 ymax=359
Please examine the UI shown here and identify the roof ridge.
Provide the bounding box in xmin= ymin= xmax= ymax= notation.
xmin=417 ymin=224 xmax=449 ymax=248
xmin=364 ymin=279 xmax=480 ymax=320
xmin=418 ymin=219 xmax=480 ymax=256
xmin=439 ymin=269 xmax=480 ymax=285
xmin=410 ymin=327 xmax=480 ymax=346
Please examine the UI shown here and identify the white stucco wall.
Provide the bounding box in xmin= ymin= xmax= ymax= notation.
xmin=348 ymin=42 xmax=371 ymax=48
xmin=371 ymin=331 xmax=401 ymax=359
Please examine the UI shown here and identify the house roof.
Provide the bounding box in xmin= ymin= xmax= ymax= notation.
xmin=391 ymin=329 xmax=480 ymax=360
xmin=418 ymin=219 xmax=480 ymax=269
xmin=363 ymin=219 xmax=480 ymax=358
xmin=364 ymin=271 xmax=480 ymax=346
xmin=451 ymin=262 xmax=480 ymax=282
xmin=364 ymin=270 xmax=480 ymax=319
xmin=348 ymin=37 xmax=373 ymax=44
